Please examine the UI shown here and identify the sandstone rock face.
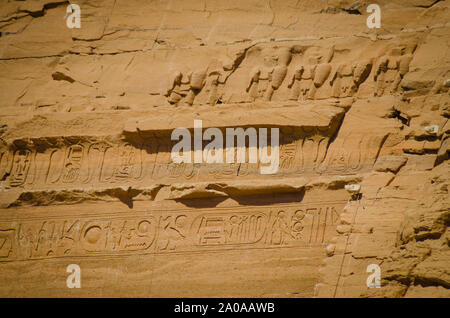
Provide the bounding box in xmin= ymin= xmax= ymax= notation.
xmin=0 ymin=0 xmax=448 ymax=298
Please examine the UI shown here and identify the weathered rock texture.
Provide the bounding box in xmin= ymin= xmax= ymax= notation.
xmin=0 ymin=0 xmax=448 ymax=297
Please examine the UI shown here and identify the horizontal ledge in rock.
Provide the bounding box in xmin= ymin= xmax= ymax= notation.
xmin=0 ymin=175 xmax=362 ymax=207
xmin=127 ymin=103 xmax=345 ymax=134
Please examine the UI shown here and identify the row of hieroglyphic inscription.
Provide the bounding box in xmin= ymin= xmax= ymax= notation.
xmin=0 ymin=202 xmax=344 ymax=261
xmin=0 ymin=132 xmax=385 ymax=188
